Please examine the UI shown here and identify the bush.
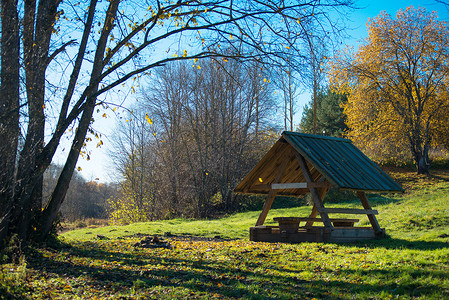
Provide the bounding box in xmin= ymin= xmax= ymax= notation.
xmin=107 ymin=195 xmax=151 ymax=225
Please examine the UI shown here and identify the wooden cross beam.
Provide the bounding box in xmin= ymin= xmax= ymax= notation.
xmin=305 ymin=188 xmax=329 ymax=227
xmin=357 ymin=191 xmax=382 ymax=235
xmin=295 ymin=152 xmax=333 ymax=229
xmin=252 ymin=181 xmax=331 ymax=190
xmin=303 ymin=176 xmax=329 ymax=227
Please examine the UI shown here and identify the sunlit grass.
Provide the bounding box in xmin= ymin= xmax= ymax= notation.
xmin=2 ymin=170 xmax=449 ymax=299
xmin=62 ymin=180 xmax=449 ymax=243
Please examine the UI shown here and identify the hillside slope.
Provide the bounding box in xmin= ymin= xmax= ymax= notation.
xmin=62 ymin=170 xmax=449 ymax=243
xmin=2 ymin=170 xmax=448 ymax=299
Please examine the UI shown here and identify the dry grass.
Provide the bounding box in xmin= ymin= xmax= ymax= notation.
xmin=60 ymin=218 xmax=110 ymax=233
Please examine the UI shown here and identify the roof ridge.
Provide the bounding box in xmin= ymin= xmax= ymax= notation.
xmin=282 ymin=131 xmax=350 ymax=143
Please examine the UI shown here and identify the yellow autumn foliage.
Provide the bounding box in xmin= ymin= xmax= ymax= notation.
xmin=107 ymin=195 xmax=150 ymax=225
xmin=330 ymin=6 xmax=449 ymax=170
xmin=107 ymin=183 xmax=152 ymax=225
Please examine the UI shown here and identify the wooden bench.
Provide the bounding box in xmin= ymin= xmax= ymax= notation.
xmin=273 ymin=217 xmax=359 ymax=229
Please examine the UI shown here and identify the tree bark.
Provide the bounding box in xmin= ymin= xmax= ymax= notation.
xmin=0 ymin=0 xmax=20 ymax=245
xmin=40 ymin=97 xmax=96 ymax=238
xmin=40 ymin=0 xmax=120 ymax=240
xmin=416 ymin=146 xmax=431 ymax=175
xmin=9 ymin=0 xmax=59 ymax=242
xmin=409 ymin=123 xmax=431 ymax=175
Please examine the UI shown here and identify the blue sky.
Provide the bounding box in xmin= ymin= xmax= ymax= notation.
xmin=348 ymin=0 xmax=449 ymax=44
xmin=73 ymin=0 xmax=449 ymax=183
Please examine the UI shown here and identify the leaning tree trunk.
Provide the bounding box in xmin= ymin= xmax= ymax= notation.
xmin=39 ymin=95 xmax=97 ymax=239
xmin=39 ymin=0 xmax=120 ymax=241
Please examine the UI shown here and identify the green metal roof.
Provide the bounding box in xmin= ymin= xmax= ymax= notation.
xmin=234 ymin=131 xmax=403 ymax=195
xmin=282 ymin=131 xmax=403 ymax=192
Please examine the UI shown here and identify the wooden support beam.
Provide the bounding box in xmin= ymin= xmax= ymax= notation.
xmin=317 ymin=207 xmax=378 ymax=215
xmin=272 ymin=182 xmax=332 ymax=189
xmin=255 ymin=190 xmax=277 ymax=226
xmin=272 ymin=182 xmax=307 ymax=189
xmin=295 ymin=152 xmax=333 ymax=229
xmin=252 ymin=184 xmax=271 ymax=190
xmin=306 ymin=204 xmax=318 ymax=227
xmin=253 ymin=181 xmax=331 ymax=190
xmin=255 ymin=156 xmax=289 ymax=226
xmin=357 ymin=191 xmax=382 ymax=234
xmin=306 ymin=186 xmax=329 ymax=227
xmin=306 ymin=176 xmax=329 ymax=227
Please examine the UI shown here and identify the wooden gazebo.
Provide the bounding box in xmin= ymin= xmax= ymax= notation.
xmin=234 ymin=131 xmax=403 ymax=243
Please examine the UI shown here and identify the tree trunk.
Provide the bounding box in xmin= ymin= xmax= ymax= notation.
xmin=410 ymin=135 xmax=431 ymax=175
xmin=0 ymin=0 xmax=20 ymax=245
xmin=8 ymin=0 xmax=59 ymax=242
xmin=416 ymin=147 xmax=430 ymax=175
xmin=39 ymin=0 xmax=120 ymax=240
xmin=409 ymin=119 xmax=431 ymax=175
xmin=40 ymin=96 xmax=97 ymax=238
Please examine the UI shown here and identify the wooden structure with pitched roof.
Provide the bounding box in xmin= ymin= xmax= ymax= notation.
xmin=234 ymin=131 xmax=403 ymax=243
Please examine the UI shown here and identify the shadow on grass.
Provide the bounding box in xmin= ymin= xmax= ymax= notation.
xmin=348 ymin=236 xmax=449 ymax=250
xmin=26 ymin=244 xmax=309 ymax=299
xmin=365 ymin=194 xmax=403 ymax=206
xmin=23 ymin=238 xmax=448 ymax=299
xmin=269 ymin=264 xmax=448 ymax=299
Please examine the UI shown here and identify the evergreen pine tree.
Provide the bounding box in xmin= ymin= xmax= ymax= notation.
xmin=298 ymin=88 xmax=348 ymax=137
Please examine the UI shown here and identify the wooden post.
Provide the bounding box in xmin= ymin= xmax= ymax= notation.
xmin=306 ymin=204 xmax=318 ymax=227
xmin=305 ymin=186 xmax=329 ymax=227
xmin=255 ymin=156 xmax=289 ymax=226
xmin=255 ymin=189 xmax=276 ymax=226
xmin=295 ymin=152 xmax=333 ymax=229
xmin=357 ymin=191 xmax=382 ymax=235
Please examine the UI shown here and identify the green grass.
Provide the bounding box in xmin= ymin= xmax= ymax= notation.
xmin=1 ymin=171 xmax=449 ymax=299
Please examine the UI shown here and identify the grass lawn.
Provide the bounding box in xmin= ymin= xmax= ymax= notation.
xmin=1 ymin=169 xmax=448 ymax=299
